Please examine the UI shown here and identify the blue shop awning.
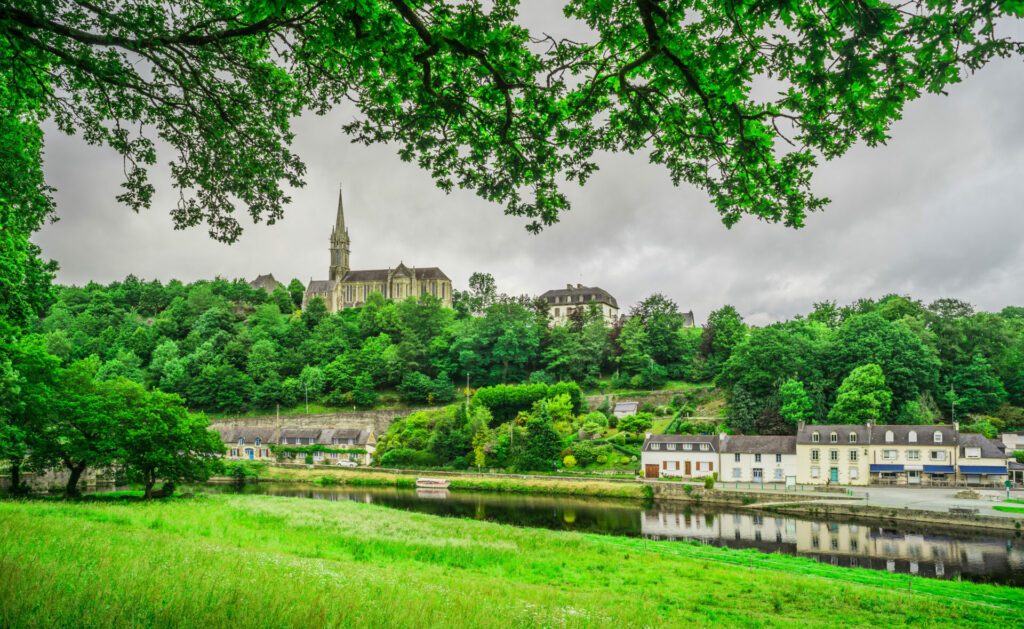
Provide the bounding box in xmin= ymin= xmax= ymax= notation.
xmin=923 ymin=465 xmax=955 ymax=474
xmin=870 ymin=464 xmax=904 ymax=472
xmin=959 ymin=466 xmax=1008 ymax=475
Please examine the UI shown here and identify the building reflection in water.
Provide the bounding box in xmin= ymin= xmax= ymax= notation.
xmin=641 ymin=507 xmax=1024 ymax=584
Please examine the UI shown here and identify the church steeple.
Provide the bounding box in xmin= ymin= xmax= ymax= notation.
xmin=329 ymin=185 xmax=350 ymax=281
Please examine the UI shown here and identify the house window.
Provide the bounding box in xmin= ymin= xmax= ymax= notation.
xmin=734 ymin=453 xmax=741 ymax=462
xmin=700 ymin=443 xmax=709 ymax=451
xmin=230 ymin=449 xmax=238 ymax=457
xmin=330 ymin=452 xmax=339 ymax=459
xmin=850 ymin=540 xmax=859 ymax=552
xmin=882 ymin=449 xmax=896 ymax=460
xmin=885 ymin=430 xmax=894 ymax=443
xmin=933 ymin=431 xmax=943 ymax=444
xmin=774 ymin=468 xmax=784 ymax=480
xmin=965 ymin=447 xmax=981 ymax=458
xmin=554 ymin=307 xmax=560 ymax=317
xmin=775 ymin=454 xmax=782 ymax=463
xmin=255 ymin=438 xmax=261 ymax=446
xmin=754 ymin=453 xmax=762 ymax=463
xmin=651 ymin=443 xmax=660 ymax=450
xmin=811 ymin=449 xmax=820 ymax=461
xmin=733 ymin=468 xmax=742 ymax=479
xmin=908 ymin=431 xmax=917 ymax=443
xmin=812 ymin=432 xmax=820 ymax=443
xmin=850 ymin=467 xmax=859 ymax=480
xmin=930 ymin=451 xmax=946 ymax=461
xmin=907 ymin=450 xmax=920 ymax=460
xmin=811 ymin=466 xmax=821 ymax=478
xmin=238 ymin=438 xmax=244 ymax=446
xmin=684 ymin=443 xmax=693 ymax=451
xmin=830 ymin=432 xmax=838 ymax=443
xmin=849 ymin=433 xmax=858 ymax=444
xmin=667 ymin=443 xmax=676 ymax=451
xmin=849 ymin=450 xmax=858 ymax=461
xmin=829 ymin=450 xmax=839 ymax=462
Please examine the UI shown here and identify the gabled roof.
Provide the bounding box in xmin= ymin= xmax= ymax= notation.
xmin=280 ymin=427 xmax=323 ymax=440
xmin=613 ymin=402 xmax=639 ymax=412
xmin=341 ymin=267 xmax=451 ymax=282
xmin=642 ymin=434 xmax=719 ymax=452
xmin=249 ymin=274 xmax=282 ymax=293
xmin=720 ymin=435 xmax=796 ymax=454
xmin=319 ymin=428 xmax=373 ymax=446
xmin=306 ymin=280 xmax=336 ymax=293
xmin=870 ymin=424 xmax=957 ymax=446
xmin=959 ymin=433 xmax=1006 ymax=458
xmin=217 ymin=427 xmax=277 ymax=445
xmin=797 ymin=424 xmax=870 ymax=444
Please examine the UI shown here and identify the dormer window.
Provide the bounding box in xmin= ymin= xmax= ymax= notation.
xmin=848 ymin=433 xmax=857 ymax=444
xmin=683 ymin=443 xmax=693 ymax=451
xmin=255 ymin=438 xmax=261 ymax=446
xmin=829 ymin=432 xmax=838 ymax=444
xmin=667 ymin=443 xmax=676 ymax=451
xmin=238 ymin=438 xmax=244 ymax=446
xmin=933 ymin=431 xmax=942 ymax=444
xmin=812 ymin=432 xmax=820 ymax=443
xmin=700 ymin=443 xmax=709 ymax=451
xmin=908 ymin=431 xmax=917 ymax=443
xmin=885 ymin=430 xmax=894 ymax=443
xmin=652 ymin=443 xmax=660 ymax=450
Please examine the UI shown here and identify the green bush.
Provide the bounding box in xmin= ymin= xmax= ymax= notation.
xmin=562 ymin=455 xmax=577 ymax=468
xmin=617 ymin=412 xmax=654 ymax=434
xmin=571 ymin=441 xmax=599 ymax=467
xmin=582 ymin=411 xmax=608 ymax=428
xmin=596 ymin=454 xmax=608 ymax=464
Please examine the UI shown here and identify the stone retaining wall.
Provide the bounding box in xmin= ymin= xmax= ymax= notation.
xmin=209 ymin=407 xmax=433 ymax=434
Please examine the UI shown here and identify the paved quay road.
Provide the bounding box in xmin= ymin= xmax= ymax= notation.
xmin=846 ymin=486 xmax=1024 ymax=519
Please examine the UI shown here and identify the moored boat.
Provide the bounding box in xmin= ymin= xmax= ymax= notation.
xmin=416 ymin=477 xmax=450 ymax=489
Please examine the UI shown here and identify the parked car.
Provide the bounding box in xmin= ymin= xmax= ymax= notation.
xmin=338 ymin=460 xmax=358 ymax=468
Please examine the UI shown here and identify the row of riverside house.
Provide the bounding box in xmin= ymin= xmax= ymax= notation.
xmin=215 ymin=426 xmax=376 ymax=466
xmin=641 ymin=422 xmax=1012 ymax=487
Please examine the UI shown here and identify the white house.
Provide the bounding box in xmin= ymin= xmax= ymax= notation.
xmin=641 ymin=434 xmax=719 ymax=479
xmin=719 ymin=435 xmax=797 ymax=484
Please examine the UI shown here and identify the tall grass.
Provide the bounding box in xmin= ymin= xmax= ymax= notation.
xmin=1 ymin=494 xmax=1022 ymax=627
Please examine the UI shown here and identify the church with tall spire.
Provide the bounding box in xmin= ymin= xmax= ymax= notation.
xmin=304 ymin=185 xmax=453 ymax=312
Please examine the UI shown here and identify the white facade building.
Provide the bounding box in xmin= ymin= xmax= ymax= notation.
xmin=641 ymin=434 xmax=719 ymax=479
xmin=719 ymin=435 xmax=797 ymax=484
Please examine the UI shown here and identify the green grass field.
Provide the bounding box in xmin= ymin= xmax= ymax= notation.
xmin=1 ymin=494 xmax=1022 ymax=627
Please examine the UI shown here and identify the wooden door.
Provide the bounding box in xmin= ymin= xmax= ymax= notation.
xmin=685 ymin=460 xmax=692 ymax=476
xmin=644 ymin=464 xmax=660 ymax=479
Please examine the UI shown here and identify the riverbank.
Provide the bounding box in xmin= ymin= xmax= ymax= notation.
xmin=239 ymin=466 xmax=649 ymax=500
xmin=1 ymin=494 xmax=1022 ymax=627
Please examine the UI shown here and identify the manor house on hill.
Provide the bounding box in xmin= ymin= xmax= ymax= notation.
xmin=303 ymin=187 xmax=453 ymax=312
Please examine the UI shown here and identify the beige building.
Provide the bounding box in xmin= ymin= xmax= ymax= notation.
xmin=868 ymin=424 xmax=958 ymax=485
xmin=720 ymin=435 xmax=797 ymax=484
xmin=540 ymin=284 xmax=619 ymax=325
xmin=641 ymin=434 xmax=719 ymax=479
xmin=217 ymin=426 xmax=376 ymax=466
xmin=958 ymin=433 xmax=1009 ymax=487
xmin=304 ymin=187 xmax=453 ymax=312
xmin=796 ymin=424 xmax=871 ymax=486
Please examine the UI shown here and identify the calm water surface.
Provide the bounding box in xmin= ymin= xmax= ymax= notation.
xmin=207 ymin=482 xmax=1024 ymax=586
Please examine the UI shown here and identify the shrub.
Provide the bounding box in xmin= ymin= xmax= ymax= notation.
xmin=703 ymin=474 xmax=716 ymax=489
xmin=571 ymin=441 xmax=598 ymax=467
xmin=582 ymin=411 xmax=608 ymax=428
xmin=596 ymin=454 xmax=608 ymax=464
xmin=304 ymin=455 xmax=314 ymax=465
xmin=562 ymin=455 xmax=577 ymax=468
xmin=379 ymin=448 xmax=440 ymax=468
xmin=618 ymin=412 xmax=654 ymax=434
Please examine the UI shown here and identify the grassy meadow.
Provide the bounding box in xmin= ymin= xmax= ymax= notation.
xmin=1 ymin=494 xmax=1023 ymax=628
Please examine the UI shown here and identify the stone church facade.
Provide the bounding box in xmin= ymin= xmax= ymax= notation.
xmin=304 ymin=188 xmax=453 ymax=312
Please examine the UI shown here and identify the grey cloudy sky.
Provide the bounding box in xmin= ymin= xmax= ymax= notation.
xmin=33 ymin=6 xmax=1024 ymax=326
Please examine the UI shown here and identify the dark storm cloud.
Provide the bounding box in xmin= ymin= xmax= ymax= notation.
xmin=32 ymin=6 xmax=1024 ymax=326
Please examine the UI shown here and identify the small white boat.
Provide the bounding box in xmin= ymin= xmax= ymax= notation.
xmin=416 ymin=477 xmax=450 ymax=489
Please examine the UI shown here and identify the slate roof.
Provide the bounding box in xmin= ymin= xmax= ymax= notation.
xmin=613 ymin=401 xmax=639 ymax=414
xmin=319 ymin=428 xmax=373 ymax=446
xmin=796 ymin=424 xmax=870 ymax=445
xmin=280 ymin=427 xmax=323 ymax=440
xmin=642 ymin=434 xmax=719 ymax=452
xmin=217 ymin=427 xmax=278 ymax=445
xmin=720 ymin=435 xmax=796 ymax=454
xmin=306 ymin=280 xmax=336 ymax=293
xmin=249 ymin=274 xmax=282 ymax=293
xmin=959 ymin=433 xmax=1007 ymax=459
xmin=341 ymin=266 xmax=451 ymax=282
xmin=870 ymin=424 xmax=957 ymax=446
xmin=540 ymin=285 xmax=619 ymax=309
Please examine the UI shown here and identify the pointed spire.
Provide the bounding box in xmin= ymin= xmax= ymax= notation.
xmin=335 ymin=184 xmax=346 ymax=236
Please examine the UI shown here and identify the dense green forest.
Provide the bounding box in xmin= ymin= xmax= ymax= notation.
xmin=29 ymin=274 xmax=1024 ymax=438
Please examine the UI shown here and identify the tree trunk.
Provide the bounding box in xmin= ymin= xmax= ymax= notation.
xmin=143 ymin=475 xmax=156 ymax=500
xmin=9 ymin=462 xmax=24 ymax=496
xmin=65 ymin=463 xmax=86 ymax=499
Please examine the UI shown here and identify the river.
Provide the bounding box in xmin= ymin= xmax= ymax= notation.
xmin=205 ymin=482 xmax=1024 ymax=586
